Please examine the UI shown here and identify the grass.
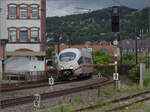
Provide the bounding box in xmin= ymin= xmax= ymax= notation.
xmin=100 ymin=87 xmax=114 ymax=95
xmin=116 ymin=101 xmax=150 ymax=112
xmin=36 ymin=74 xmax=150 ymax=112
xmin=143 ymin=68 xmax=150 ymax=87
xmin=74 ymin=97 xmax=83 ymax=104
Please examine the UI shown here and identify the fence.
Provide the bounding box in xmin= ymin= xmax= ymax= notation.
xmin=95 ymin=65 xmax=136 ymax=75
xmin=4 ymin=69 xmax=57 ymax=82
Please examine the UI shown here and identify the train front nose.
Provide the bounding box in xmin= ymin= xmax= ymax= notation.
xmin=62 ymin=70 xmax=72 ymax=76
xmin=59 ymin=64 xmax=74 ymax=77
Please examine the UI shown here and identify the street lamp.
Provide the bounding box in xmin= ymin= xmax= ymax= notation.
xmin=0 ymin=39 xmax=8 ymax=80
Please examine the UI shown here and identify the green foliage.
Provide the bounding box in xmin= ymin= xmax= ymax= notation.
xmin=46 ymin=48 xmax=54 ymax=59
xmin=74 ymin=97 xmax=83 ymax=104
xmin=93 ymin=51 xmax=113 ymax=66
xmin=101 ymin=87 xmax=114 ymax=95
xmin=120 ymin=52 xmax=135 ymax=65
xmin=143 ymin=78 xmax=150 ymax=87
xmin=46 ymin=7 xmax=149 ymax=45
xmin=58 ymin=104 xmax=75 ymax=112
xmin=93 ymin=51 xmax=114 ymax=75
xmin=143 ymin=68 xmax=150 ymax=87
xmin=128 ymin=64 xmax=140 ymax=82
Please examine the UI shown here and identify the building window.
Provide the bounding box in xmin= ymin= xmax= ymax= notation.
xmin=9 ymin=5 xmax=17 ymax=19
xmin=31 ymin=30 xmax=39 ymax=42
xmin=20 ymin=5 xmax=28 ymax=18
xmin=30 ymin=5 xmax=38 ymax=18
xmin=9 ymin=29 xmax=17 ymax=42
xmin=20 ymin=29 xmax=28 ymax=42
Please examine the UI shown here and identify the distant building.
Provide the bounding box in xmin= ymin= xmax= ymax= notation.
xmin=119 ymin=38 xmax=150 ymax=55
xmin=54 ymin=41 xmax=115 ymax=54
xmin=92 ymin=41 xmax=111 ymax=46
xmin=0 ymin=0 xmax=46 ymax=80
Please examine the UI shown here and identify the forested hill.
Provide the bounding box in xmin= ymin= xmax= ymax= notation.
xmin=46 ymin=6 xmax=149 ymax=45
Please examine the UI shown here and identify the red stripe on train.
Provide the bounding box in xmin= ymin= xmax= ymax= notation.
xmin=74 ymin=65 xmax=93 ymax=71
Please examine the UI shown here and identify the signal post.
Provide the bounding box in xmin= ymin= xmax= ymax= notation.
xmin=112 ymin=6 xmax=121 ymax=90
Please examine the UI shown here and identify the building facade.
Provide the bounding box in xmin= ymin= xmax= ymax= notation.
xmin=119 ymin=38 xmax=150 ymax=55
xmin=0 ymin=0 xmax=46 ymax=79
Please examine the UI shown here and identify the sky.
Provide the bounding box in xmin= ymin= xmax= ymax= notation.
xmin=46 ymin=0 xmax=150 ymax=17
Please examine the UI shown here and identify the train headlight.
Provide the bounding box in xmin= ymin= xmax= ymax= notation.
xmin=70 ymin=66 xmax=73 ymax=69
xmin=61 ymin=66 xmax=64 ymax=70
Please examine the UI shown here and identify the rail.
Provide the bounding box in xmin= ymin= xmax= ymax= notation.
xmin=0 ymin=77 xmax=113 ymax=109
xmin=72 ymin=90 xmax=150 ymax=112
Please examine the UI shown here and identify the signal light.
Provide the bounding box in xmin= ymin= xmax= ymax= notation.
xmin=112 ymin=6 xmax=120 ymax=32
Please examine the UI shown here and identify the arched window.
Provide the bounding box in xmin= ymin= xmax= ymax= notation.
xmin=20 ymin=27 xmax=28 ymax=42
xmin=30 ymin=27 xmax=40 ymax=42
xmin=30 ymin=4 xmax=39 ymax=18
xmin=8 ymin=4 xmax=17 ymax=19
xmin=8 ymin=28 xmax=17 ymax=42
xmin=19 ymin=5 xmax=28 ymax=18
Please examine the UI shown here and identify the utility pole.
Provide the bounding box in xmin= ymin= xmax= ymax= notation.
xmin=149 ymin=7 xmax=150 ymax=37
xmin=135 ymin=27 xmax=138 ymax=64
xmin=68 ymin=32 xmax=72 ymax=48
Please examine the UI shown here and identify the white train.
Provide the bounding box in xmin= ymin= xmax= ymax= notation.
xmin=57 ymin=48 xmax=93 ymax=80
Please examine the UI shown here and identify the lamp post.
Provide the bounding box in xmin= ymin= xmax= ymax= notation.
xmin=0 ymin=39 xmax=8 ymax=80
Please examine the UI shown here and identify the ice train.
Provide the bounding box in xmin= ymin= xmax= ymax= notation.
xmin=57 ymin=48 xmax=93 ymax=80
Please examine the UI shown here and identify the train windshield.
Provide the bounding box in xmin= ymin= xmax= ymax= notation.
xmin=59 ymin=52 xmax=76 ymax=62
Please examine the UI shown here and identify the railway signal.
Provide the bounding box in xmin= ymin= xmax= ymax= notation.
xmin=112 ymin=6 xmax=120 ymax=32
xmin=33 ymin=94 xmax=41 ymax=109
xmin=49 ymin=76 xmax=54 ymax=86
xmin=111 ymin=6 xmax=121 ymax=90
xmin=98 ymin=72 xmax=102 ymax=78
xmin=113 ymin=73 xmax=119 ymax=80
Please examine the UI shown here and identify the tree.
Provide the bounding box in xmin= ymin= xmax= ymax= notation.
xmin=46 ymin=48 xmax=54 ymax=59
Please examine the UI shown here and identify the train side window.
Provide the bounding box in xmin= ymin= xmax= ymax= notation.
xmin=85 ymin=57 xmax=92 ymax=64
xmin=78 ymin=57 xmax=83 ymax=65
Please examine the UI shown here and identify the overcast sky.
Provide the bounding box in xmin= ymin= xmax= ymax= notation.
xmin=46 ymin=0 xmax=150 ymax=17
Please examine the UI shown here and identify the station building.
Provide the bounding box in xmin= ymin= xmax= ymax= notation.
xmin=0 ymin=0 xmax=46 ymax=80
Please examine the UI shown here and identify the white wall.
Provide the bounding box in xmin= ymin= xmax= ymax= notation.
xmin=6 ymin=44 xmax=41 ymax=52
xmin=6 ymin=56 xmax=45 ymax=72
xmin=0 ymin=0 xmax=7 ymax=40
xmin=0 ymin=0 xmax=45 ymax=75
xmin=4 ymin=0 xmax=42 ymax=52
xmin=6 ymin=19 xmax=41 ymax=41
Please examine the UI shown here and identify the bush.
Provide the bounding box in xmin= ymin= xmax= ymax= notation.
xmin=93 ymin=51 xmax=114 ymax=75
xmin=46 ymin=48 xmax=54 ymax=59
xmin=119 ymin=52 xmax=135 ymax=65
xmin=93 ymin=51 xmax=113 ymax=66
xmin=128 ymin=64 xmax=140 ymax=82
xmin=99 ymin=67 xmax=114 ymax=75
xmin=143 ymin=78 xmax=150 ymax=87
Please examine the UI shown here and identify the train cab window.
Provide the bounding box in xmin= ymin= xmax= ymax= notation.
xmin=59 ymin=52 xmax=76 ymax=62
xmin=78 ymin=57 xmax=84 ymax=65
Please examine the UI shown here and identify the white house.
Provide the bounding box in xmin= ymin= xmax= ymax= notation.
xmin=0 ymin=0 xmax=46 ymax=80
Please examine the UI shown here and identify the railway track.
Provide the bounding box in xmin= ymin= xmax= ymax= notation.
xmin=105 ymin=96 xmax=150 ymax=112
xmin=0 ymin=75 xmax=95 ymax=92
xmin=0 ymin=76 xmax=113 ymax=109
xmin=72 ymin=90 xmax=150 ymax=112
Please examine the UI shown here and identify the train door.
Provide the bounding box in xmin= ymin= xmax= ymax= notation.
xmin=82 ymin=56 xmax=86 ymax=74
